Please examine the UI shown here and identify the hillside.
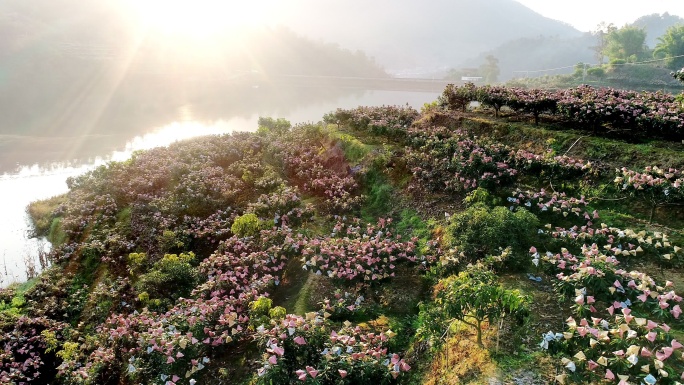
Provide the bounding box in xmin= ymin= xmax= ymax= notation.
xmin=631 ymin=13 xmax=684 ymax=48
xmin=457 ymin=12 xmax=684 ymax=83
xmin=3 ymin=84 xmax=684 ymax=384
xmin=279 ymin=0 xmax=582 ymax=73
xmin=459 ymin=34 xmax=596 ymax=81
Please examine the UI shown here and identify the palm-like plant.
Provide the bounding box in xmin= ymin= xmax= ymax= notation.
xmin=654 ymin=24 xmax=684 ymax=70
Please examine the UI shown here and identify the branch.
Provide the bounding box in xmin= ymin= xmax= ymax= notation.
xmin=457 ymin=316 xmax=479 ymax=329
xmin=563 ymin=135 xmax=588 ymax=156
xmin=593 ymin=196 xmax=629 ymax=201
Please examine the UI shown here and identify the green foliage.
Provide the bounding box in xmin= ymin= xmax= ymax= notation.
xmin=421 ymin=100 xmax=440 ymax=114
xmin=48 ymin=217 xmax=67 ymax=246
xmin=421 ymin=264 xmax=529 ymax=347
xmin=231 ymin=213 xmax=261 ymax=237
xmin=586 ymin=66 xmax=606 ymax=78
xmin=608 ymin=58 xmax=627 ymax=68
xmin=0 ymin=282 xmax=33 ymax=318
xmin=603 ymin=26 xmax=647 ymax=62
xmin=250 ymin=296 xmax=273 ymax=317
xmin=257 ymin=117 xmax=292 ymax=135
xmin=56 ymin=341 xmax=79 ymax=362
xmin=269 ymin=306 xmax=287 ymax=320
xmin=395 ymin=209 xmax=433 ymax=246
xmin=654 ymin=24 xmax=684 ymax=70
xmin=479 ymin=55 xmax=500 ymax=84
xmin=41 ymin=329 xmax=59 ymax=353
xmin=127 ymin=252 xmax=148 ymax=274
xmin=463 ymin=187 xmax=499 ymax=207
xmin=334 ymin=133 xmax=370 ymax=163
xmin=446 ymin=204 xmax=539 ymax=270
xmin=158 ymin=229 xmax=185 ymax=253
xmin=361 ymin=181 xmax=393 ymax=221
xmin=361 ymin=153 xmax=395 ymax=221
xmin=27 ymin=195 xmax=65 ymax=237
xmin=135 ymin=252 xmax=198 ymax=308
xmin=250 ymin=296 xmax=274 ymax=328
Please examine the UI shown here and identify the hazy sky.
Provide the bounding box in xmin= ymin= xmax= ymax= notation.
xmin=516 ymin=0 xmax=684 ymax=31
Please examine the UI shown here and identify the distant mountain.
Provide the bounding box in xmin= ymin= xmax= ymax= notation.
xmin=456 ymin=12 xmax=684 ymax=83
xmin=278 ymin=0 xmax=583 ymax=73
xmin=460 ymin=34 xmax=597 ymax=81
xmin=630 ymin=13 xmax=684 ymax=48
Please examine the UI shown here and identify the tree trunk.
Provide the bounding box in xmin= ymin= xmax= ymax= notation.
xmin=649 ymin=203 xmax=657 ymax=224
xmin=476 ymin=319 xmax=483 ymax=347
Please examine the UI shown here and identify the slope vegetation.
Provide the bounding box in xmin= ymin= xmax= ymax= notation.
xmin=3 ymin=86 xmax=684 ymax=384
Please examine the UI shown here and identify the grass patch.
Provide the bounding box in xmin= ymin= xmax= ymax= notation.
xmin=48 ymin=217 xmax=67 ymax=246
xmin=0 ymin=277 xmax=39 ymax=318
xmin=331 ymin=131 xmax=372 ymax=164
xmin=271 ymin=257 xmax=312 ymax=315
xmin=421 ymin=329 xmax=498 ymax=385
xmin=291 ymin=273 xmax=320 ymax=315
xmin=361 ymin=181 xmax=393 ymax=220
xmin=27 ymin=195 xmax=65 ymax=236
xmin=396 ymin=209 xmax=434 ymax=244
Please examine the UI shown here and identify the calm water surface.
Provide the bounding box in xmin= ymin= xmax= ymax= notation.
xmin=0 ymin=88 xmax=439 ymax=286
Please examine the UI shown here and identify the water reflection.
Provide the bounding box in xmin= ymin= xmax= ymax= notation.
xmin=0 ymin=89 xmax=439 ymax=286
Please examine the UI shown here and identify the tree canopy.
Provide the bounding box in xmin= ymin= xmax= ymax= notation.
xmin=654 ymin=24 xmax=684 ymax=70
xmin=603 ymin=25 xmax=648 ymax=62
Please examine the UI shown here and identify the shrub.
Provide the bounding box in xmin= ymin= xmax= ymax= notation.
xmin=135 ymin=252 xmax=198 ymax=307
xmin=420 ymin=263 xmax=529 ymax=347
xmin=250 ymin=297 xmax=273 ymax=315
xmin=231 ymin=213 xmax=261 ymax=237
xmin=438 ymin=83 xmax=477 ymax=112
xmin=269 ymin=306 xmax=287 ymax=320
xmin=586 ymin=67 xmax=606 ymax=78
xmin=27 ymin=195 xmax=65 ymax=237
xmin=446 ymin=204 xmax=539 ymax=269
xmin=257 ymin=117 xmax=291 ymax=135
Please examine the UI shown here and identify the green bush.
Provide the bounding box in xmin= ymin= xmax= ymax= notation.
xmin=446 ymin=204 xmax=539 ymax=269
xmin=48 ymin=217 xmax=67 ymax=246
xmin=27 ymin=195 xmax=65 ymax=237
xmin=250 ymin=296 xmax=273 ymax=317
xmin=608 ymin=58 xmax=626 ymax=69
xmin=586 ymin=67 xmax=606 ymax=78
xmin=257 ymin=117 xmax=291 ymax=135
xmin=231 ymin=213 xmax=261 ymax=237
xmin=420 ymin=263 xmax=530 ymax=347
xmin=135 ymin=252 xmax=198 ymax=307
xmin=268 ymin=306 xmax=287 ymax=320
xmin=335 ymin=133 xmax=370 ymax=163
xmin=250 ymin=296 xmax=274 ymax=327
xmin=463 ymin=187 xmax=500 ymax=207
xmin=127 ymin=252 xmax=148 ymax=273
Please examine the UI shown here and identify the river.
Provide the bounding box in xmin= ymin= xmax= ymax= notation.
xmin=0 ymin=86 xmax=440 ymax=286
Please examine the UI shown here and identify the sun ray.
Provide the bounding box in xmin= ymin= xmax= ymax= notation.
xmin=129 ymin=0 xmax=267 ymax=40
xmin=59 ymin=31 xmax=149 ymax=163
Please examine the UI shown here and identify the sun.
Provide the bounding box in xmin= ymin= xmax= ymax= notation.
xmin=129 ymin=0 xmax=265 ymax=39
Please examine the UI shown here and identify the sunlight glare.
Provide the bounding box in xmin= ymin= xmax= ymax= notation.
xmin=133 ymin=0 xmax=266 ymax=38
